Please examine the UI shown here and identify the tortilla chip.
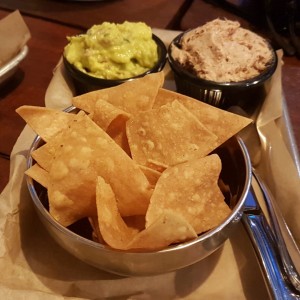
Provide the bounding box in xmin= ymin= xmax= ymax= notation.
xmin=96 ymin=176 xmax=138 ymax=250
xmin=72 ymin=71 xmax=165 ymax=115
xmin=92 ymin=98 xmax=131 ymax=132
xmin=91 ymin=99 xmax=132 ymax=155
xmin=31 ymin=143 xmax=52 ymax=172
xmin=126 ymin=100 xmax=218 ymax=167
xmin=146 ymin=159 xmax=168 ymax=173
xmin=95 ymin=173 xmax=196 ymax=251
xmin=95 ymin=177 xmax=196 ymax=251
xmin=92 ymin=99 xmax=131 ymax=156
xmin=139 ymin=165 xmax=161 ymax=186
xmin=154 ymin=88 xmax=252 ymax=146
xmin=88 ymin=217 xmax=105 ymax=244
xmin=48 ymin=111 xmax=152 ymax=226
xmin=16 ymin=105 xmax=74 ymax=142
xmin=25 ymin=163 xmax=49 ymax=188
xmin=31 ymin=132 xmax=66 ymax=172
xmin=145 ymin=154 xmax=231 ymax=234
xmin=31 ymin=125 xmax=80 ymax=173
xmin=123 ymin=215 xmax=146 ymax=232
xmin=125 ymin=210 xmax=197 ymax=251
xmin=48 ymin=160 xmax=97 ymax=227
xmin=106 ymin=115 xmax=131 ymax=156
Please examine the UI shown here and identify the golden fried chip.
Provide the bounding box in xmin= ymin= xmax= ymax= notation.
xmin=72 ymin=71 xmax=165 ymax=115
xmin=96 ymin=176 xmax=138 ymax=250
xmin=139 ymin=165 xmax=161 ymax=187
xmin=25 ymin=163 xmax=49 ymax=188
xmin=146 ymin=159 xmax=168 ymax=173
xmin=31 ymin=143 xmax=53 ymax=172
xmin=146 ymin=154 xmax=231 ymax=234
xmin=92 ymin=99 xmax=132 ymax=154
xmin=48 ymin=158 xmax=97 ymax=227
xmin=95 ymin=177 xmax=196 ymax=251
xmin=16 ymin=105 xmax=74 ymax=142
xmin=95 ymin=173 xmax=196 ymax=251
xmin=123 ymin=215 xmax=146 ymax=232
xmin=154 ymin=88 xmax=252 ymax=146
xmin=48 ymin=111 xmax=152 ymax=226
xmin=125 ymin=210 xmax=197 ymax=251
xmin=31 ymin=131 xmax=65 ymax=172
xmin=88 ymin=217 xmax=105 ymax=244
xmin=126 ymin=100 xmax=218 ymax=167
xmin=92 ymin=98 xmax=131 ymax=131
xmin=106 ymin=115 xmax=131 ymax=156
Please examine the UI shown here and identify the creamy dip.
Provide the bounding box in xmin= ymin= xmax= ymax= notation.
xmin=64 ymin=21 xmax=158 ymax=80
xmin=171 ymin=19 xmax=273 ymax=82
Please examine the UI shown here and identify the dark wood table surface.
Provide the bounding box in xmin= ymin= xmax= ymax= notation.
xmin=0 ymin=0 xmax=191 ymax=30
xmin=0 ymin=0 xmax=299 ymax=194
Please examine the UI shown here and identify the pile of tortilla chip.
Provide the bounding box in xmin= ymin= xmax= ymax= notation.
xmin=16 ymin=71 xmax=252 ymax=251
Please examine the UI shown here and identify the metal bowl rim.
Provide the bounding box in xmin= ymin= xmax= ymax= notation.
xmin=26 ymin=106 xmax=252 ymax=255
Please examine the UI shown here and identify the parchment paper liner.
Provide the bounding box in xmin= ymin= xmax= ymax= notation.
xmin=0 ymin=10 xmax=30 ymax=67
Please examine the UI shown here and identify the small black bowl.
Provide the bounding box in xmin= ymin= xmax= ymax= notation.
xmin=168 ymin=31 xmax=278 ymax=118
xmin=64 ymin=34 xmax=167 ymax=95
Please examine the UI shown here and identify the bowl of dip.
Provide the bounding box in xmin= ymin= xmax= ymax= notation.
xmin=63 ymin=21 xmax=167 ymax=94
xmin=168 ymin=19 xmax=277 ymax=118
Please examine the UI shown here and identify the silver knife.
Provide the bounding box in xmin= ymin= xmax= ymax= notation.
xmin=242 ymin=173 xmax=300 ymax=299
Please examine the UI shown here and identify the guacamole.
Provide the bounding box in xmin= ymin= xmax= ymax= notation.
xmin=64 ymin=21 xmax=159 ymax=80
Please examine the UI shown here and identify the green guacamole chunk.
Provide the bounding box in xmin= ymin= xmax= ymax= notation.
xmin=64 ymin=21 xmax=159 ymax=80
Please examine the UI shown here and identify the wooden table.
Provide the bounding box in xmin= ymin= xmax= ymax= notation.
xmin=0 ymin=1 xmax=299 ymax=194
xmin=0 ymin=0 xmax=190 ymax=30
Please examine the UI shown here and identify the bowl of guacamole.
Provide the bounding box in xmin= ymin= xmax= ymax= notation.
xmin=63 ymin=21 xmax=167 ymax=94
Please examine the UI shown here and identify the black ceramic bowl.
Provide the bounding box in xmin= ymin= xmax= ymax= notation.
xmin=168 ymin=31 xmax=278 ymax=118
xmin=64 ymin=34 xmax=167 ymax=95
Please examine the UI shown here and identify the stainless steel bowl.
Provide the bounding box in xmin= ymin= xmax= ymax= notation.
xmin=26 ymin=118 xmax=252 ymax=277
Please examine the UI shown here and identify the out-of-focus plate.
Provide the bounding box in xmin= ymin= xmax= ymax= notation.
xmin=0 ymin=45 xmax=28 ymax=85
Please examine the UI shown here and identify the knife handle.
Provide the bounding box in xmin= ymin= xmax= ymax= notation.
xmin=252 ymin=170 xmax=300 ymax=291
xmin=242 ymin=213 xmax=300 ymax=299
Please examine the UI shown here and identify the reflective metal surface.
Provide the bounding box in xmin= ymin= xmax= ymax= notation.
xmin=243 ymin=176 xmax=300 ymax=299
xmin=26 ymin=126 xmax=252 ymax=276
xmin=0 ymin=45 xmax=28 ymax=85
